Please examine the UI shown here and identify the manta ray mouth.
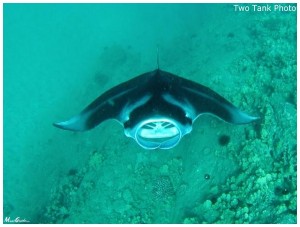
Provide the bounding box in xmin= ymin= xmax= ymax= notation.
xmin=127 ymin=118 xmax=186 ymax=149
xmin=137 ymin=120 xmax=180 ymax=140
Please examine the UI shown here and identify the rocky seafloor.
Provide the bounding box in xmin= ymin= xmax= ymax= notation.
xmin=37 ymin=6 xmax=296 ymax=224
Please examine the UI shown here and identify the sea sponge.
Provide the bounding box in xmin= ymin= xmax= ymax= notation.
xmin=152 ymin=176 xmax=174 ymax=201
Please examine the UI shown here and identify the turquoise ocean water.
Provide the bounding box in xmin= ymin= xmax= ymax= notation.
xmin=4 ymin=3 xmax=296 ymax=223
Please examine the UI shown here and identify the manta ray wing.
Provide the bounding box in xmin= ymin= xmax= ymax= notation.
xmin=177 ymin=76 xmax=258 ymax=124
xmin=53 ymin=72 xmax=153 ymax=131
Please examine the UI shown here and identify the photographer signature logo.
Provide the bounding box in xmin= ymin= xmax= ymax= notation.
xmin=4 ymin=216 xmax=30 ymax=223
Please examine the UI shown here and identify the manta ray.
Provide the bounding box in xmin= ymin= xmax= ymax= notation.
xmin=54 ymin=57 xmax=258 ymax=149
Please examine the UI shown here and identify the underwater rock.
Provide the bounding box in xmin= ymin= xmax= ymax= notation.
xmin=196 ymin=200 xmax=220 ymax=223
xmin=183 ymin=217 xmax=198 ymax=224
xmin=122 ymin=188 xmax=133 ymax=203
xmin=277 ymin=214 xmax=297 ymax=224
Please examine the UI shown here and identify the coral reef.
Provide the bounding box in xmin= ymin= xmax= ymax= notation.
xmin=184 ymin=8 xmax=297 ymax=224
xmin=35 ymin=4 xmax=296 ymax=224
